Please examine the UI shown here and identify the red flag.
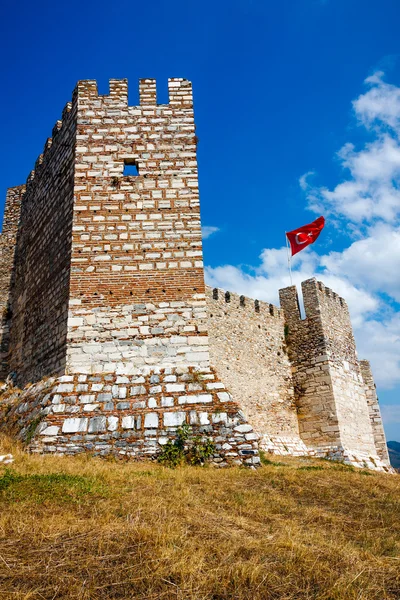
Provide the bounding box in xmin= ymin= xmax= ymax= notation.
xmin=286 ymin=216 xmax=325 ymax=256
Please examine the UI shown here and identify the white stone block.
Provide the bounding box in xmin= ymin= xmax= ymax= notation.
xmin=56 ymin=384 xmax=74 ymax=393
xmin=39 ymin=426 xmax=59 ymax=436
xmin=68 ymin=317 xmax=84 ymax=327
xmin=212 ymin=412 xmax=228 ymax=424
xmin=189 ymin=410 xmax=198 ymax=425
xmin=88 ymin=416 xmax=107 ymax=433
xmin=108 ymin=416 xmax=119 ymax=431
xmin=122 ymin=416 xmax=135 ymax=429
xmin=144 ymin=413 xmax=159 ymax=428
xmin=234 ymin=424 xmax=253 ymax=434
xmin=164 ymin=412 xmax=186 ymax=426
xmin=178 ymin=394 xmax=212 ymax=405
xmin=166 ymin=383 xmax=185 ymax=392
xmin=199 ymin=412 xmax=210 ymax=425
xmin=62 ymin=418 xmax=88 ymax=433
xmin=161 ymin=396 xmax=174 ymax=407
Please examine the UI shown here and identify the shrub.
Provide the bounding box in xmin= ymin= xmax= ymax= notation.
xmin=158 ymin=424 xmax=215 ymax=468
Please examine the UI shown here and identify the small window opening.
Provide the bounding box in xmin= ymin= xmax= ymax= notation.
xmin=123 ymin=159 xmax=139 ymax=176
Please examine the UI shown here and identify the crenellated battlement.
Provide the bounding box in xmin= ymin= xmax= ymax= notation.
xmin=24 ymin=99 xmax=76 ymax=191
xmin=316 ymin=280 xmax=346 ymax=307
xmin=206 ymin=285 xmax=282 ymax=319
xmin=75 ymin=77 xmax=193 ymax=108
xmin=279 ymin=278 xmax=348 ymax=324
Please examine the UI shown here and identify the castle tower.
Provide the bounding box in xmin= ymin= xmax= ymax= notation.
xmin=279 ymin=279 xmax=389 ymax=465
xmin=67 ymin=78 xmax=208 ymax=378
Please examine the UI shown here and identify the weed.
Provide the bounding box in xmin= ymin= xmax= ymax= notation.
xmin=186 ymin=370 xmax=205 ymax=384
xmin=24 ymin=416 xmax=43 ymax=445
xmin=158 ymin=424 xmax=215 ymax=468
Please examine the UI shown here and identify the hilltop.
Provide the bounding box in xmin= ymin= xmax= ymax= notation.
xmin=0 ymin=436 xmax=399 ymax=600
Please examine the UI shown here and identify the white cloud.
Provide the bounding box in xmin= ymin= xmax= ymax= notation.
xmin=353 ymin=71 xmax=400 ymax=131
xmin=202 ymin=226 xmax=220 ymax=240
xmin=321 ymin=224 xmax=400 ymax=301
xmin=355 ymin=315 xmax=400 ymax=389
xmin=305 ymin=72 xmax=400 ymax=225
xmin=299 ymin=171 xmax=315 ymax=191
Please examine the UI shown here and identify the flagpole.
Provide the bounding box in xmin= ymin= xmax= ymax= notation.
xmin=285 ymin=232 xmax=293 ymax=285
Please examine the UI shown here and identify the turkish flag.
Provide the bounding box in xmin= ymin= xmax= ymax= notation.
xmin=286 ymin=216 xmax=325 ymax=256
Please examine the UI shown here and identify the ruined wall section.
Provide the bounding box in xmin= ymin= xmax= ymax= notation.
xmin=314 ymin=281 xmax=377 ymax=454
xmin=0 ymin=186 xmax=25 ymax=380
xmin=279 ymin=280 xmax=340 ymax=447
xmin=0 ymin=367 xmax=260 ymax=466
xmin=280 ymin=279 xmax=376 ymax=456
xmin=8 ymin=101 xmax=77 ymax=386
xmin=67 ymin=79 xmax=208 ymax=376
xmin=206 ymin=286 xmax=299 ymax=437
xmin=359 ymin=360 xmax=390 ymax=464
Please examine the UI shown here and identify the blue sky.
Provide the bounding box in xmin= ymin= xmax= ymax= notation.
xmin=1 ymin=0 xmax=400 ymax=441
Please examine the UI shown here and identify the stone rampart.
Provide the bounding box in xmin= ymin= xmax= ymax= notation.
xmin=359 ymin=360 xmax=390 ymax=464
xmin=279 ymin=279 xmax=379 ymax=458
xmin=206 ymin=286 xmax=299 ymax=436
xmin=0 ymin=366 xmax=259 ymax=466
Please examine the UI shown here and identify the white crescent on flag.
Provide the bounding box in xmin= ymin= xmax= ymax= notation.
xmin=295 ymin=232 xmax=312 ymax=245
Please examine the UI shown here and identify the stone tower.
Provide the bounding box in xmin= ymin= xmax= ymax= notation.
xmin=0 ymin=78 xmax=259 ymax=465
xmin=279 ymin=279 xmax=389 ymax=466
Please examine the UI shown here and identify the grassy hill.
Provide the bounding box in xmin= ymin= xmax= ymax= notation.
xmin=388 ymin=441 xmax=400 ymax=469
xmin=0 ymin=436 xmax=399 ymax=600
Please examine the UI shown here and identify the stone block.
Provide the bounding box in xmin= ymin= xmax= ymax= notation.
xmin=88 ymin=416 xmax=107 ymax=433
xmin=164 ymin=412 xmax=186 ymax=426
xmin=122 ymin=416 xmax=135 ymax=429
xmin=39 ymin=426 xmax=59 ymax=436
xmin=108 ymin=416 xmax=119 ymax=431
xmin=144 ymin=413 xmax=159 ymax=428
xmin=234 ymin=424 xmax=253 ymax=434
xmin=165 ymin=383 xmax=185 ymax=393
xmin=62 ymin=418 xmax=88 ymax=434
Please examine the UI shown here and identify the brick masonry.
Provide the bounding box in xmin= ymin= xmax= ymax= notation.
xmin=0 ymin=77 xmax=392 ymax=471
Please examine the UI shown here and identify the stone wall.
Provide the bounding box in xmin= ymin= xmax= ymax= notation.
xmin=279 ymin=278 xmax=376 ymax=456
xmin=359 ymin=360 xmax=390 ymax=464
xmin=67 ymin=79 xmax=207 ymax=376
xmin=7 ymin=101 xmax=77 ymax=386
xmin=206 ymin=286 xmax=299 ymax=436
xmin=0 ymin=186 xmax=24 ymax=380
xmin=0 ymin=366 xmax=260 ymax=466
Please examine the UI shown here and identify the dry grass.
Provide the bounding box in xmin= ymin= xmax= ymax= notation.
xmin=0 ymin=436 xmax=399 ymax=600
